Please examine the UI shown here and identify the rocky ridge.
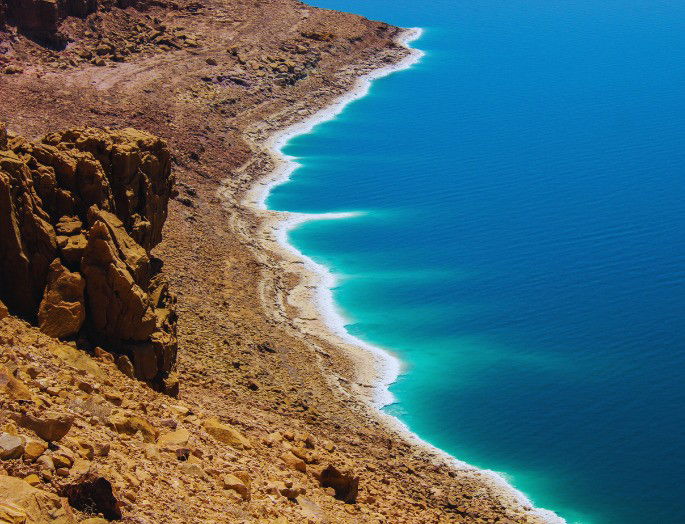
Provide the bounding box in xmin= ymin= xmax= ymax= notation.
xmin=0 ymin=124 xmax=178 ymax=393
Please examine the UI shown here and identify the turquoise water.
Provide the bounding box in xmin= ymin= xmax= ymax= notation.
xmin=267 ymin=2 xmax=685 ymax=523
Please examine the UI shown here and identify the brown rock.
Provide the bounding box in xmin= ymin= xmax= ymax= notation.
xmin=52 ymin=452 xmax=74 ymax=469
xmin=71 ymin=438 xmax=94 ymax=460
xmin=49 ymin=342 xmax=105 ymax=380
xmin=36 ymin=455 xmax=55 ymax=472
xmin=0 ymin=299 xmax=8 ymax=320
xmin=81 ymin=218 xmax=155 ymax=342
xmin=222 ymin=473 xmax=250 ymax=500
xmin=71 ymin=457 xmax=91 ymax=477
xmin=162 ymin=371 xmax=180 ymax=397
xmin=57 ymin=231 xmax=87 ymax=267
xmin=266 ymin=480 xmax=303 ymax=500
xmin=93 ymin=442 xmax=110 ymax=457
xmin=1 ymin=127 xmax=177 ymax=389
xmin=37 ymin=258 xmax=86 ymax=338
xmin=116 ymin=354 xmax=135 ymax=378
xmin=0 ymin=363 xmax=32 ymax=401
xmin=202 ymin=417 xmax=251 ymax=449
xmin=13 ymin=411 xmax=74 ymax=442
xmin=24 ymin=439 xmax=47 ymax=461
xmin=23 ymin=474 xmax=41 ymax=487
xmin=179 ymin=462 xmax=205 ymax=477
xmin=0 ymin=474 xmax=74 ymax=523
xmin=281 ymin=451 xmax=306 ymax=473
xmin=108 ymin=413 xmax=158 ymax=442
xmin=0 ymin=151 xmax=57 ymax=317
xmin=0 ymin=432 xmax=25 ymax=459
xmin=156 ymin=427 xmax=190 ymax=449
xmin=2 ymin=0 xmax=98 ymax=48
xmin=129 ymin=343 xmax=157 ymax=381
xmin=143 ymin=443 xmax=160 ymax=460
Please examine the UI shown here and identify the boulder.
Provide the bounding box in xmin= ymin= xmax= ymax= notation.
xmin=281 ymin=451 xmax=306 ymax=473
xmin=0 ymin=150 xmax=58 ymax=317
xmin=24 ymin=438 xmax=48 ymax=461
xmin=129 ymin=342 xmax=158 ymax=381
xmin=266 ymin=480 xmax=305 ymax=500
xmin=222 ymin=473 xmax=250 ymax=500
xmin=37 ymin=258 xmax=85 ymax=338
xmin=0 ymin=432 xmax=25 ymax=459
xmin=178 ymin=462 xmax=205 ymax=477
xmin=81 ymin=219 xmax=155 ymax=342
xmin=0 ymin=363 xmax=33 ymax=401
xmin=23 ymin=473 xmax=41 ymax=487
xmin=0 ymin=299 xmax=8 ymax=320
xmin=156 ymin=427 xmax=190 ymax=449
xmin=13 ymin=411 xmax=74 ymax=442
xmin=116 ymin=354 xmax=135 ymax=378
xmin=0 ymin=474 xmax=75 ymax=523
xmin=5 ymin=0 xmax=63 ymax=47
xmin=49 ymin=342 xmax=105 ymax=380
xmin=108 ymin=413 xmax=158 ymax=443
xmin=202 ymin=417 xmax=251 ymax=450
xmin=55 ymin=216 xmax=86 ymax=268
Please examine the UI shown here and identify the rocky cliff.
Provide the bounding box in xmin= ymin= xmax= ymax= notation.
xmin=0 ymin=124 xmax=178 ymax=394
xmin=0 ymin=0 xmax=98 ymax=47
xmin=0 ymin=0 xmax=167 ymax=48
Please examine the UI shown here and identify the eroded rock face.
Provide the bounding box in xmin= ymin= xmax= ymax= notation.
xmin=1 ymin=0 xmax=98 ymax=48
xmin=38 ymin=258 xmax=86 ymax=338
xmin=0 ymin=123 xmax=177 ymax=393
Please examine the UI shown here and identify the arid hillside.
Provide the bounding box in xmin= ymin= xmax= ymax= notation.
xmin=0 ymin=1 xmax=550 ymax=522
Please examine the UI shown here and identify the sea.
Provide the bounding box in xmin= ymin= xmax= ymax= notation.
xmin=265 ymin=1 xmax=685 ymax=522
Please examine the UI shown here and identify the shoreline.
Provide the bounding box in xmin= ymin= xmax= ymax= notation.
xmin=239 ymin=27 xmax=566 ymax=524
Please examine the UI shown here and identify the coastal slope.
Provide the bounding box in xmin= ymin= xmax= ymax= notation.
xmin=1 ymin=0 xmax=556 ymax=521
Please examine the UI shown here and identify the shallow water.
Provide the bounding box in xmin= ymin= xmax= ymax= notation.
xmin=267 ymin=1 xmax=685 ymax=522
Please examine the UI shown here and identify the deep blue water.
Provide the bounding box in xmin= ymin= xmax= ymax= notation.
xmin=267 ymin=1 xmax=685 ymax=522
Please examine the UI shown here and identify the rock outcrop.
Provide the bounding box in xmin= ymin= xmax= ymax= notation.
xmin=0 ymin=0 xmax=177 ymax=49
xmin=0 ymin=123 xmax=177 ymax=393
xmin=0 ymin=474 xmax=75 ymax=523
xmin=0 ymin=0 xmax=98 ymax=47
xmin=37 ymin=258 xmax=86 ymax=338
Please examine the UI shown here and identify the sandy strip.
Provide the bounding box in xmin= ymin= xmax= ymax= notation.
xmin=240 ymin=27 xmax=566 ymax=524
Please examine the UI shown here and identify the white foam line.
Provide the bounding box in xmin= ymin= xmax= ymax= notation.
xmin=253 ymin=27 xmax=567 ymax=524
xmin=272 ymin=209 xmax=403 ymax=409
